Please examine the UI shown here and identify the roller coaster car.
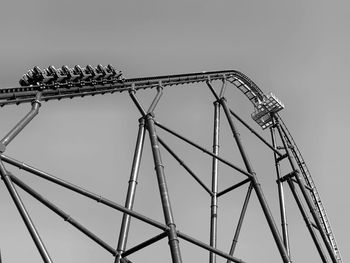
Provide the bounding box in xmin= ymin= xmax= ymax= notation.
xmin=73 ymin=65 xmax=93 ymax=81
xmin=85 ymin=65 xmax=102 ymax=80
xmin=47 ymin=66 xmax=68 ymax=83
xmin=19 ymin=64 xmax=124 ymax=87
xmin=61 ymin=66 xmax=80 ymax=81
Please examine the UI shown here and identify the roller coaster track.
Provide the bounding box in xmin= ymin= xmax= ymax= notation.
xmin=276 ymin=115 xmax=342 ymax=262
xmin=0 ymin=68 xmax=342 ymax=262
xmin=0 ymin=70 xmax=265 ymax=107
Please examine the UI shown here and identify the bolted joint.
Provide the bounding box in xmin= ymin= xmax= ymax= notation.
xmin=128 ymin=84 xmax=136 ymax=95
xmin=219 ymin=97 xmax=227 ymax=103
xmin=138 ymin=117 xmax=146 ymax=125
xmin=146 ymin=112 xmax=155 ymax=119
xmin=31 ymin=99 xmax=42 ymax=108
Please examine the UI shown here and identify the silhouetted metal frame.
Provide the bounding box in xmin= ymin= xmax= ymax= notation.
xmin=0 ymin=71 xmax=342 ymax=263
xmin=115 ymin=118 xmax=146 ymax=263
xmin=275 ymin=117 xmax=338 ymax=263
xmin=0 ymin=92 xmax=53 ymax=263
xmin=207 ymin=81 xmax=291 ymax=263
xmin=270 ymin=120 xmax=290 ymax=256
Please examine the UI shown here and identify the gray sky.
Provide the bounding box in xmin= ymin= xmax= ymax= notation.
xmin=0 ymin=0 xmax=349 ymax=262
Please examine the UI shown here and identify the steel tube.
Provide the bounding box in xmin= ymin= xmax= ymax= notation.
xmin=154 ymin=121 xmax=253 ymax=178
xmin=270 ymin=125 xmax=290 ymax=256
xmin=146 ymin=114 xmax=183 ymax=263
xmin=209 ymin=101 xmax=220 ymax=263
xmin=0 ymin=92 xmax=41 ymax=147
xmin=147 ymin=86 xmax=163 ymax=114
xmin=275 ymin=121 xmax=338 ymax=263
xmin=229 ymin=109 xmax=282 ymax=157
xmin=286 ymin=179 xmax=328 ymax=263
xmin=129 ymin=89 xmax=146 ymax=117
xmin=8 ymin=173 xmax=116 ymax=255
xmin=217 ymin=178 xmax=251 ymax=198
xmin=227 ymin=183 xmax=253 ymax=262
xmin=220 ymin=98 xmax=291 ymax=263
xmin=115 ymin=118 xmax=146 ymax=263
xmin=177 ymin=231 xmax=246 ymax=263
xmin=0 ymin=154 xmax=167 ymax=231
xmin=122 ymin=232 xmax=168 ymax=257
xmin=0 ymin=161 xmax=52 ymax=263
xmin=157 ymin=136 xmax=212 ymax=195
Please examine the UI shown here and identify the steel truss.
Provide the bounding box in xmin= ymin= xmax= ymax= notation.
xmin=0 ymin=68 xmax=342 ymax=263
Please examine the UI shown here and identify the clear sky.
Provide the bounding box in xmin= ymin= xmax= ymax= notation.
xmin=0 ymin=0 xmax=349 ymax=262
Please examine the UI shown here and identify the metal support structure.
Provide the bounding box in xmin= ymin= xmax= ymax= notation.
xmin=220 ymin=98 xmax=291 ymax=263
xmin=275 ymin=119 xmax=338 ymax=263
xmin=0 ymin=68 xmax=342 ymax=263
xmin=122 ymin=232 xmax=168 ymax=258
xmin=0 ymin=93 xmax=53 ymax=263
xmin=1 ymin=154 xmax=168 ymax=231
xmin=129 ymin=87 xmax=182 ymax=263
xmin=286 ymin=178 xmax=329 ymax=262
xmin=115 ymin=118 xmax=146 ymax=263
xmin=157 ymin=136 xmax=212 ymax=195
xmin=0 ymin=160 xmax=52 ymax=263
xmin=8 ymin=172 xmax=116 ymax=255
xmin=270 ymin=122 xmax=290 ymax=256
xmin=227 ymin=183 xmax=253 ymax=262
xmin=0 ymin=92 xmax=42 ymax=147
xmin=145 ymin=114 xmax=183 ymax=263
xmin=154 ymin=121 xmax=253 ymax=178
xmin=209 ymin=100 xmax=220 ymax=263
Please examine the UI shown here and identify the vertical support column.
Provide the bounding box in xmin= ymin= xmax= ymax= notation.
xmin=0 ymin=161 xmax=52 ymax=263
xmin=146 ymin=114 xmax=182 ymax=263
xmin=275 ymin=118 xmax=338 ymax=263
xmin=115 ymin=118 xmax=146 ymax=263
xmin=220 ymin=98 xmax=291 ymax=263
xmin=209 ymin=101 xmax=220 ymax=263
xmin=227 ymin=183 xmax=253 ymax=263
xmin=270 ymin=124 xmax=290 ymax=256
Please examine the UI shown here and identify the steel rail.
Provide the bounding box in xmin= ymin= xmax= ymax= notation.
xmin=0 ymin=70 xmax=264 ymax=107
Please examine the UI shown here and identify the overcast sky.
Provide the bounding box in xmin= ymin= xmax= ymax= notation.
xmin=0 ymin=0 xmax=349 ymax=262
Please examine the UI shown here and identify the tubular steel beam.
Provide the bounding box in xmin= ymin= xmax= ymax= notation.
xmin=227 ymin=183 xmax=253 ymax=262
xmin=229 ymin=109 xmax=282 ymax=157
xmin=157 ymin=136 xmax=212 ymax=196
xmin=270 ymin=124 xmax=290 ymax=256
xmin=129 ymin=88 xmax=147 ymax=117
xmin=115 ymin=118 xmax=146 ymax=263
xmin=275 ymin=121 xmax=338 ymax=263
xmin=0 ymin=161 xmax=52 ymax=263
xmin=145 ymin=114 xmax=183 ymax=263
xmin=147 ymin=86 xmax=163 ymax=114
xmin=8 ymin=172 xmax=116 ymax=256
xmin=177 ymin=231 xmax=246 ymax=263
xmin=286 ymin=179 xmax=329 ymax=263
xmin=0 ymin=92 xmax=41 ymax=147
xmin=122 ymin=232 xmax=168 ymax=257
xmin=220 ymin=97 xmax=291 ymax=263
xmin=0 ymin=154 xmax=168 ymax=232
xmin=209 ymin=100 xmax=220 ymax=263
xmin=154 ymin=121 xmax=253 ymax=178
xmin=217 ymin=178 xmax=251 ymax=198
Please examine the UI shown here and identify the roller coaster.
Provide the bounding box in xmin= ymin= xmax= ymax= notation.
xmin=0 ymin=65 xmax=343 ymax=262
